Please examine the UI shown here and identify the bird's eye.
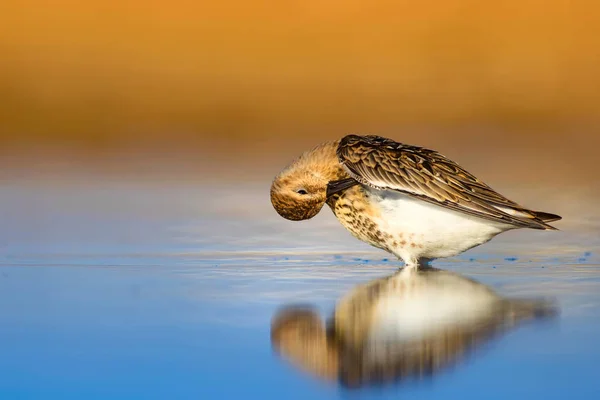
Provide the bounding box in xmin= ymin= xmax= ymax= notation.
xmin=296 ymin=189 xmax=308 ymax=195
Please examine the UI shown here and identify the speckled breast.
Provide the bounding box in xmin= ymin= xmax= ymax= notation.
xmin=326 ymin=185 xmax=391 ymax=251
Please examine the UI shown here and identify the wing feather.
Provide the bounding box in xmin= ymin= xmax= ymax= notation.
xmin=337 ymin=135 xmax=559 ymax=230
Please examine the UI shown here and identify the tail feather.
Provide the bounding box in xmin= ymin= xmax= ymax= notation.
xmin=533 ymin=211 xmax=562 ymax=223
xmin=495 ymin=206 xmax=561 ymax=230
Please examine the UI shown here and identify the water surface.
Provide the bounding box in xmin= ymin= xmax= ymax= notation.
xmin=0 ymin=182 xmax=598 ymax=399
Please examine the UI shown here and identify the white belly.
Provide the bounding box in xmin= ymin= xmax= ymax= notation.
xmin=368 ymin=188 xmax=511 ymax=262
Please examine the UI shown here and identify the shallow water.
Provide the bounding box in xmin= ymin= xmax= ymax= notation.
xmin=0 ymin=182 xmax=599 ymax=399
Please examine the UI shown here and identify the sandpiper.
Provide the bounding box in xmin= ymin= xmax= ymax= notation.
xmin=270 ymin=134 xmax=561 ymax=269
xmin=271 ymin=268 xmax=557 ymax=387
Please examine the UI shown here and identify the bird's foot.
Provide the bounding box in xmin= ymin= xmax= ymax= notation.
xmin=399 ymin=262 xmax=419 ymax=275
xmin=399 ymin=258 xmax=432 ymax=273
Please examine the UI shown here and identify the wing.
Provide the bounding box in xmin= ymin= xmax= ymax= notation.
xmin=336 ymin=135 xmax=558 ymax=230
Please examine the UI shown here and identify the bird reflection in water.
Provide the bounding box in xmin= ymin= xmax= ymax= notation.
xmin=270 ymin=267 xmax=558 ymax=388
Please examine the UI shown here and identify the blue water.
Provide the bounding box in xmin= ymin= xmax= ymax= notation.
xmin=0 ymin=182 xmax=599 ymax=399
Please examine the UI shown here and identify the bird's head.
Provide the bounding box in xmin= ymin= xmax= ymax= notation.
xmin=270 ymin=141 xmax=343 ymax=221
xmin=270 ymin=167 xmax=329 ymax=221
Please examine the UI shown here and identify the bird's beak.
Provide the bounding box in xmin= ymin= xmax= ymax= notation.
xmin=326 ymin=178 xmax=359 ymax=199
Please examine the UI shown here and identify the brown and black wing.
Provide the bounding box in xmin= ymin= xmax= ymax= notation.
xmin=336 ymin=134 xmax=560 ymax=230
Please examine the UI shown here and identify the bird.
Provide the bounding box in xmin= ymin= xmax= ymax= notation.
xmin=270 ymin=134 xmax=562 ymax=269
xmin=271 ymin=267 xmax=557 ymax=388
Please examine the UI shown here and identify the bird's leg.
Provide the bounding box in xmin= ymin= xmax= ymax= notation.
xmin=406 ymin=264 xmax=418 ymax=271
xmin=401 ymin=259 xmax=420 ymax=272
xmin=400 ymin=257 xmax=432 ymax=272
xmin=393 ymin=253 xmax=419 ymax=271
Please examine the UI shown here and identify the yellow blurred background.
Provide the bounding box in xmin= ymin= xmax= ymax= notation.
xmin=1 ymin=1 xmax=599 ymax=187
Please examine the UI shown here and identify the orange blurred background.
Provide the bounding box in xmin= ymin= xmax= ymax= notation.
xmin=1 ymin=1 xmax=599 ymax=187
